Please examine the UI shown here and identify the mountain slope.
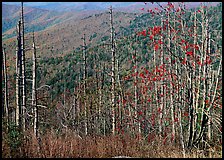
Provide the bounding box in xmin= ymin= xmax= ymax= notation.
xmin=3 ymin=10 xmax=137 ymax=61
xmin=2 ymin=4 xmax=102 ymax=40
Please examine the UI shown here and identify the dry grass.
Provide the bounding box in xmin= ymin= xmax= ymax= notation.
xmin=2 ymin=130 xmax=222 ymax=158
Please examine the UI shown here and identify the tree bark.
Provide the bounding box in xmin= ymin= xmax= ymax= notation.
xmin=21 ymin=2 xmax=26 ymax=132
xmin=16 ymin=20 xmax=22 ymax=130
xmin=32 ymin=32 xmax=38 ymax=137
xmin=109 ymin=6 xmax=116 ymax=135
xmin=82 ymin=34 xmax=88 ymax=135
xmin=3 ymin=47 xmax=9 ymax=129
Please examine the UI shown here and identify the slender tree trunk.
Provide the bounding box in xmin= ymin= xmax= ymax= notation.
xmin=194 ymin=10 xmax=209 ymax=148
xmin=21 ymin=2 xmax=26 ymax=132
xmin=109 ymin=6 xmax=116 ymax=135
xmin=152 ymin=26 xmax=159 ymax=138
xmin=192 ymin=10 xmax=198 ymax=144
xmin=82 ymin=34 xmax=88 ymax=135
xmin=178 ymin=107 xmax=185 ymax=157
xmin=167 ymin=11 xmax=175 ymax=142
xmin=16 ymin=20 xmax=22 ymax=129
xmin=32 ymin=32 xmax=38 ymax=138
xmin=132 ymin=34 xmax=140 ymax=135
xmin=159 ymin=17 xmax=164 ymax=138
xmin=94 ymin=53 xmax=99 ymax=133
xmin=77 ymin=67 xmax=82 ymax=133
xmin=116 ymin=59 xmax=123 ymax=133
xmin=98 ymin=62 xmax=104 ymax=134
xmin=73 ymin=84 xmax=76 ymax=127
xmin=3 ymin=47 xmax=9 ymax=129
xmin=207 ymin=32 xmax=212 ymax=155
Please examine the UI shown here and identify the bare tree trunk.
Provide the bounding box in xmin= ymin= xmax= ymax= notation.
xmin=116 ymin=58 xmax=123 ymax=134
xmin=109 ymin=6 xmax=116 ymax=135
xmin=16 ymin=20 xmax=22 ymax=130
xmin=82 ymin=34 xmax=88 ymax=135
xmin=32 ymin=32 xmax=38 ymax=137
xmin=193 ymin=7 xmax=206 ymax=148
xmin=159 ymin=16 xmax=164 ymax=138
xmin=206 ymin=32 xmax=212 ymax=156
xmin=98 ymin=62 xmax=104 ymax=134
xmin=94 ymin=53 xmax=99 ymax=133
xmin=178 ymin=107 xmax=185 ymax=157
xmin=194 ymin=9 xmax=209 ymax=148
xmin=3 ymin=47 xmax=9 ymax=129
xmin=73 ymin=84 xmax=76 ymax=127
xmin=21 ymin=2 xmax=26 ymax=132
xmin=178 ymin=9 xmax=194 ymax=148
xmin=131 ymin=33 xmax=140 ymax=135
xmin=167 ymin=11 xmax=175 ymax=142
xmin=192 ymin=10 xmax=198 ymax=145
xmin=152 ymin=26 xmax=159 ymax=139
xmin=77 ymin=67 xmax=82 ymax=134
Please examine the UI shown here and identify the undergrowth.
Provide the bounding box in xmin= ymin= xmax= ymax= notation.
xmin=2 ymin=129 xmax=222 ymax=158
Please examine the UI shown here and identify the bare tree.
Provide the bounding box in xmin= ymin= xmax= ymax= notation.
xmin=3 ymin=47 xmax=9 ymax=128
xmin=82 ymin=34 xmax=88 ymax=135
xmin=15 ymin=20 xmax=22 ymax=130
xmin=32 ymin=31 xmax=38 ymax=137
xmin=21 ymin=2 xmax=26 ymax=132
xmin=109 ymin=6 xmax=116 ymax=135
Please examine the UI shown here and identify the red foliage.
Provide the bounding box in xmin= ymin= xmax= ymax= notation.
xmin=194 ymin=44 xmax=199 ymax=50
xmin=205 ymin=56 xmax=212 ymax=65
xmin=197 ymin=61 xmax=202 ymax=66
xmin=122 ymin=99 xmax=127 ymax=105
xmin=152 ymin=26 xmax=162 ymax=35
xmin=154 ymin=44 xmax=159 ymax=51
xmin=174 ymin=118 xmax=178 ymax=122
xmin=158 ymin=39 xmax=163 ymax=44
xmin=149 ymin=35 xmax=154 ymax=40
xmin=186 ymin=51 xmax=193 ymax=56
xmin=157 ymin=107 xmax=162 ymax=113
xmin=153 ymin=77 xmax=157 ymax=81
xmin=138 ymin=111 xmax=143 ymax=115
xmin=205 ymin=99 xmax=209 ymax=105
xmin=184 ymin=112 xmax=189 ymax=117
xmin=182 ymin=58 xmax=187 ymax=65
xmin=139 ymin=72 xmax=145 ymax=78
xmin=168 ymin=2 xmax=174 ymax=8
xmin=144 ymin=68 xmax=149 ymax=75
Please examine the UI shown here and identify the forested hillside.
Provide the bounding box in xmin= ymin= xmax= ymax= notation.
xmin=2 ymin=2 xmax=222 ymax=158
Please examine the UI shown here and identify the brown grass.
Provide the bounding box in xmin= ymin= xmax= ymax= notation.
xmin=2 ymin=130 xmax=222 ymax=158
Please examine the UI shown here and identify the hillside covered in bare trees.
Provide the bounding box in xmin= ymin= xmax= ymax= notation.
xmin=2 ymin=2 xmax=222 ymax=158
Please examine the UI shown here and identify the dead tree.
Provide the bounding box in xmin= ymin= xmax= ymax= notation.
xmin=15 ymin=20 xmax=22 ymax=129
xmin=82 ymin=34 xmax=88 ymax=135
xmin=3 ymin=47 xmax=9 ymax=128
xmin=32 ymin=32 xmax=38 ymax=137
xmin=99 ymin=62 xmax=105 ymax=135
xmin=109 ymin=6 xmax=116 ymax=135
xmin=166 ymin=10 xmax=175 ymax=142
xmin=132 ymin=34 xmax=140 ymax=135
xmin=21 ymin=2 xmax=26 ymax=132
